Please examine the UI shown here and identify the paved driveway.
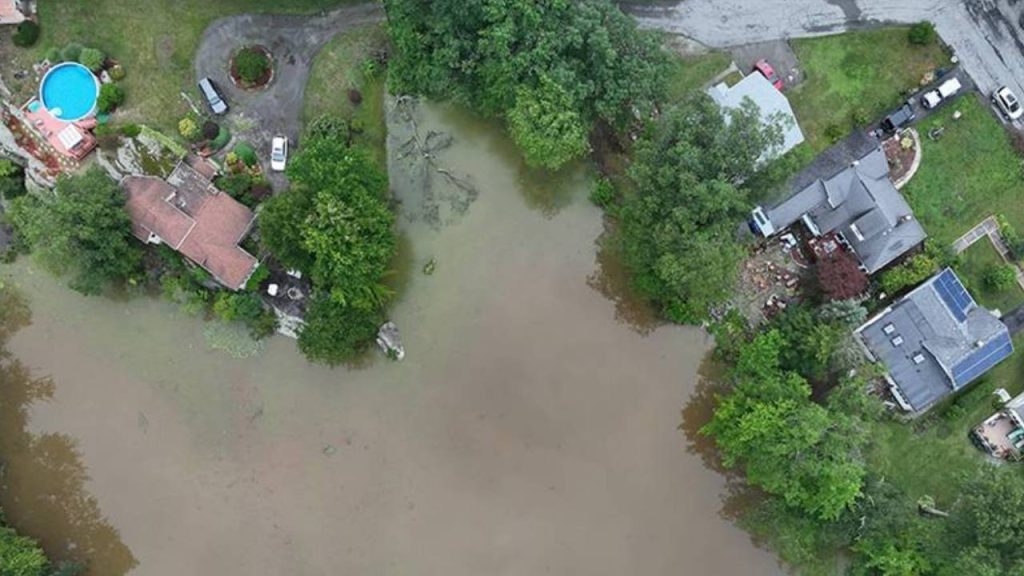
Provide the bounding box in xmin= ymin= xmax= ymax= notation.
xmin=194 ymin=3 xmax=382 ymax=186
xmin=624 ymin=0 xmax=1024 ymax=126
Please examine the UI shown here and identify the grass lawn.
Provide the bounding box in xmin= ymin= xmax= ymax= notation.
xmin=868 ymin=333 xmax=1024 ymax=506
xmin=787 ymin=28 xmax=950 ymax=152
xmin=901 ymin=95 xmax=1024 ymax=245
xmin=664 ymin=50 xmax=732 ymax=102
xmin=32 ymin=0 xmax=357 ymax=133
xmin=302 ymin=24 xmax=388 ymax=168
xmin=955 ymin=240 xmax=1024 ymax=314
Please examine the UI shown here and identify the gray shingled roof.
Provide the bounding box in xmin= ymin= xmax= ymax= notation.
xmin=858 ymin=269 xmax=1012 ymax=412
xmin=764 ymin=147 xmax=925 ymax=274
xmin=707 ymin=73 xmax=804 ymax=161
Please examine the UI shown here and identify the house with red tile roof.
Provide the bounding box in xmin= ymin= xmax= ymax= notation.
xmin=123 ymin=156 xmax=258 ymax=290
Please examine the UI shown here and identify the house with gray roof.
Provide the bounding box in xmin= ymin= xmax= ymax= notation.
xmin=707 ymin=73 xmax=804 ymax=162
xmin=856 ymin=268 xmax=1014 ymax=414
xmin=749 ymin=146 xmax=926 ymax=275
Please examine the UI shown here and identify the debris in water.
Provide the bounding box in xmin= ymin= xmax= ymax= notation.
xmin=423 ymin=258 xmax=436 ymax=275
xmin=322 ymin=444 xmax=337 ymax=456
xmin=376 ymin=321 xmax=405 ymax=360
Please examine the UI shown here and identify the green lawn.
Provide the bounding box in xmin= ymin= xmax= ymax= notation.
xmin=788 ymin=28 xmax=950 ymax=152
xmin=302 ymin=23 xmax=388 ymax=168
xmin=664 ymin=50 xmax=732 ymax=102
xmin=33 ymin=0 xmax=357 ymax=133
xmin=955 ymin=240 xmax=1024 ymax=314
xmin=902 ymin=95 xmax=1024 ymax=245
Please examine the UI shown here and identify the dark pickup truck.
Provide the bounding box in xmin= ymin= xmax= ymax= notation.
xmin=880 ymin=101 xmax=916 ymax=133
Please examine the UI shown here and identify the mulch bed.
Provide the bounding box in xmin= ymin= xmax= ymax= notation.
xmin=883 ymin=132 xmax=916 ymax=183
xmin=229 ymin=45 xmax=274 ymax=90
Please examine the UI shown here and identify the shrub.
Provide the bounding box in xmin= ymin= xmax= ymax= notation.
xmin=908 ymin=22 xmax=936 ymax=46
xmin=202 ymin=121 xmax=219 ymax=140
xmin=983 ymin=263 xmax=1017 ymax=292
xmin=96 ymin=83 xmax=125 ymax=113
xmin=78 ymin=47 xmax=105 ymax=72
xmin=234 ymin=47 xmax=270 ymax=84
xmin=210 ymin=126 xmax=231 ymax=151
xmin=307 ymin=115 xmax=350 ymax=142
xmin=12 ymin=21 xmax=40 ymax=48
xmin=824 ymin=123 xmax=844 ymax=143
xmin=817 ymin=251 xmax=869 ymax=301
xmin=216 ymin=173 xmax=253 ymax=198
xmin=108 ymin=64 xmax=126 ymax=81
xmin=850 ymin=107 xmax=870 ymax=127
xmin=245 ymin=264 xmax=271 ymax=292
xmin=880 ymin=252 xmax=938 ymax=295
xmin=61 ymin=42 xmax=84 ymax=63
xmin=234 ymin=142 xmax=258 ymax=167
xmin=178 ymin=117 xmax=199 ymax=141
xmin=348 ymin=89 xmax=363 ymax=105
xmin=998 ymin=215 xmax=1024 ymax=261
xmin=44 ymin=47 xmax=61 ymax=63
xmin=589 ymin=177 xmax=616 ymax=209
xmin=119 ymin=124 xmax=141 ymax=138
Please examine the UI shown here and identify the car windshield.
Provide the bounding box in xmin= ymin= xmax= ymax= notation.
xmin=272 ymin=149 xmax=284 ymax=161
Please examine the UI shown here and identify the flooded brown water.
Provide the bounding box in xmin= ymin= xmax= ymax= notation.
xmin=0 ymin=102 xmax=783 ymax=575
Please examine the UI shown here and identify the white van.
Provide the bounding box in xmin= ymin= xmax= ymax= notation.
xmin=921 ymin=77 xmax=962 ymax=109
xmin=198 ymin=77 xmax=228 ymax=115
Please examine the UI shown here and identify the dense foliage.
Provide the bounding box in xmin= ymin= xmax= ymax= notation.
xmin=97 ymin=83 xmax=124 ymax=114
xmin=5 ymin=168 xmax=141 ymax=295
xmin=879 ymin=241 xmax=955 ymax=295
xmin=618 ymin=96 xmax=784 ymax=322
xmin=260 ymin=120 xmax=395 ymax=364
xmin=0 ymin=159 xmax=26 ymax=201
xmin=384 ymin=0 xmax=669 ymax=168
xmin=12 ymin=21 xmax=40 ymax=48
xmin=233 ymin=47 xmax=270 ymax=84
xmin=704 ymin=330 xmax=868 ymax=521
xmin=817 ymin=250 xmax=868 ymax=301
xmin=77 ymin=47 xmax=105 ymax=72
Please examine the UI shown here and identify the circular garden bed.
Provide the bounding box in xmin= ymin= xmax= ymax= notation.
xmin=229 ymin=45 xmax=274 ymax=90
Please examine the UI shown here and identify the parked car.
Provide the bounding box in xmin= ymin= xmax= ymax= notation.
xmin=993 ymin=86 xmax=1024 ymax=120
xmin=880 ymin=102 xmax=916 ymax=133
xmin=270 ymin=135 xmax=288 ymax=172
xmin=198 ymin=77 xmax=228 ymax=115
xmin=921 ymin=77 xmax=962 ymax=109
xmin=753 ymin=59 xmax=783 ymax=90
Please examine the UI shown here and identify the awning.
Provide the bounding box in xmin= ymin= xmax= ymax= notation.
xmin=57 ymin=125 xmax=83 ymax=150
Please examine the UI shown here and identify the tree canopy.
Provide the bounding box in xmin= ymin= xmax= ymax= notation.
xmin=702 ymin=330 xmax=867 ymax=521
xmin=5 ymin=168 xmax=141 ymax=295
xmin=384 ymin=0 xmax=669 ymax=168
xmin=259 ymin=122 xmax=395 ymax=364
xmin=619 ymin=96 xmax=784 ymax=323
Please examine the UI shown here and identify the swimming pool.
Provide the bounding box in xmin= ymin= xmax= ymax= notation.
xmin=39 ymin=63 xmax=100 ymax=122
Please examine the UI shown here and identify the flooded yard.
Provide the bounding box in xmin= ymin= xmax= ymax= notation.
xmin=0 ymin=102 xmax=782 ymax=575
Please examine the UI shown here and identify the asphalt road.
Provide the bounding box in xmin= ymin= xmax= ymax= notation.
xmin=194 ymin=3 xmax=383 ymax=186
xmin=624 ymin=0 xmax=1024 ymax=122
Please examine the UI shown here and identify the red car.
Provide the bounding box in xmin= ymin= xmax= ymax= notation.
xmin=754 ymin=59 xmax=784 ymax=90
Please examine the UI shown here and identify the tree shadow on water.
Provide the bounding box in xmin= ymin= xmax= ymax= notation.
xmin=586 ymin=225 xmax=662 ymax=335
xmin=0 ymin=287 xmax=138 ymax=575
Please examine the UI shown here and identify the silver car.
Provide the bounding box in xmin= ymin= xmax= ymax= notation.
xmin=270 ymin=136 xmax=288 ymax=172
xmin=993 ymin=86 xmax=1023 ymax=121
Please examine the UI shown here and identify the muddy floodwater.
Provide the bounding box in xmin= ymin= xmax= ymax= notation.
xmin=0 ymin=102 xmax=782 ymax=575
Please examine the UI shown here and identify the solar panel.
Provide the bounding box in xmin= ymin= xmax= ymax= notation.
xmin=952 ymin=331 xmax=1014 ymax=387
xmin=933 ymin=268 xmax=974 ymax=322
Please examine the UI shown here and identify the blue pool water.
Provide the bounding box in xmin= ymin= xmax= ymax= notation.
xmin=40 ymin=63 xmax=99 ymax=122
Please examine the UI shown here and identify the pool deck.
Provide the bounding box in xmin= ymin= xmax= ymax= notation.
xmin=21 ymin=99 xmax=96 ymax=162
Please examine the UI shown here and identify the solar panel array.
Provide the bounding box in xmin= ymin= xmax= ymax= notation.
xmin=933 ymin=268 xmax=974 ymax=322
xmin=952 ymin=331 xmax=1014 ymax=388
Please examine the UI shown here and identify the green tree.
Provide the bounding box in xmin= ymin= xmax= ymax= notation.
xmin=619 ymin=96 xmax=783 ymax=323
xmin=702 ymin=331 xmax=866 ymax=521
xmin=0 ymin=525 xmax=47 ymax=576
xmin=6 ymin=168 xmax=141 ymax=295
xmin=506 ymin=76 xmax=589 ymax=169
xmin=384 ymin=0 xmax=668 ymax=169
xmin=297 ymin=293 xmax=382 ymax=365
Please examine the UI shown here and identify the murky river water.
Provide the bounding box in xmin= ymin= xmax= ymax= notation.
xmin=0 ymin=102 xmax=782 ymax=575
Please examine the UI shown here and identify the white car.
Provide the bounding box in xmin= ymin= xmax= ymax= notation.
xmin=270 ymin=136 xmax=288 ymax=172
xmin=993 ymin=86 xmax=1024 ymax=121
